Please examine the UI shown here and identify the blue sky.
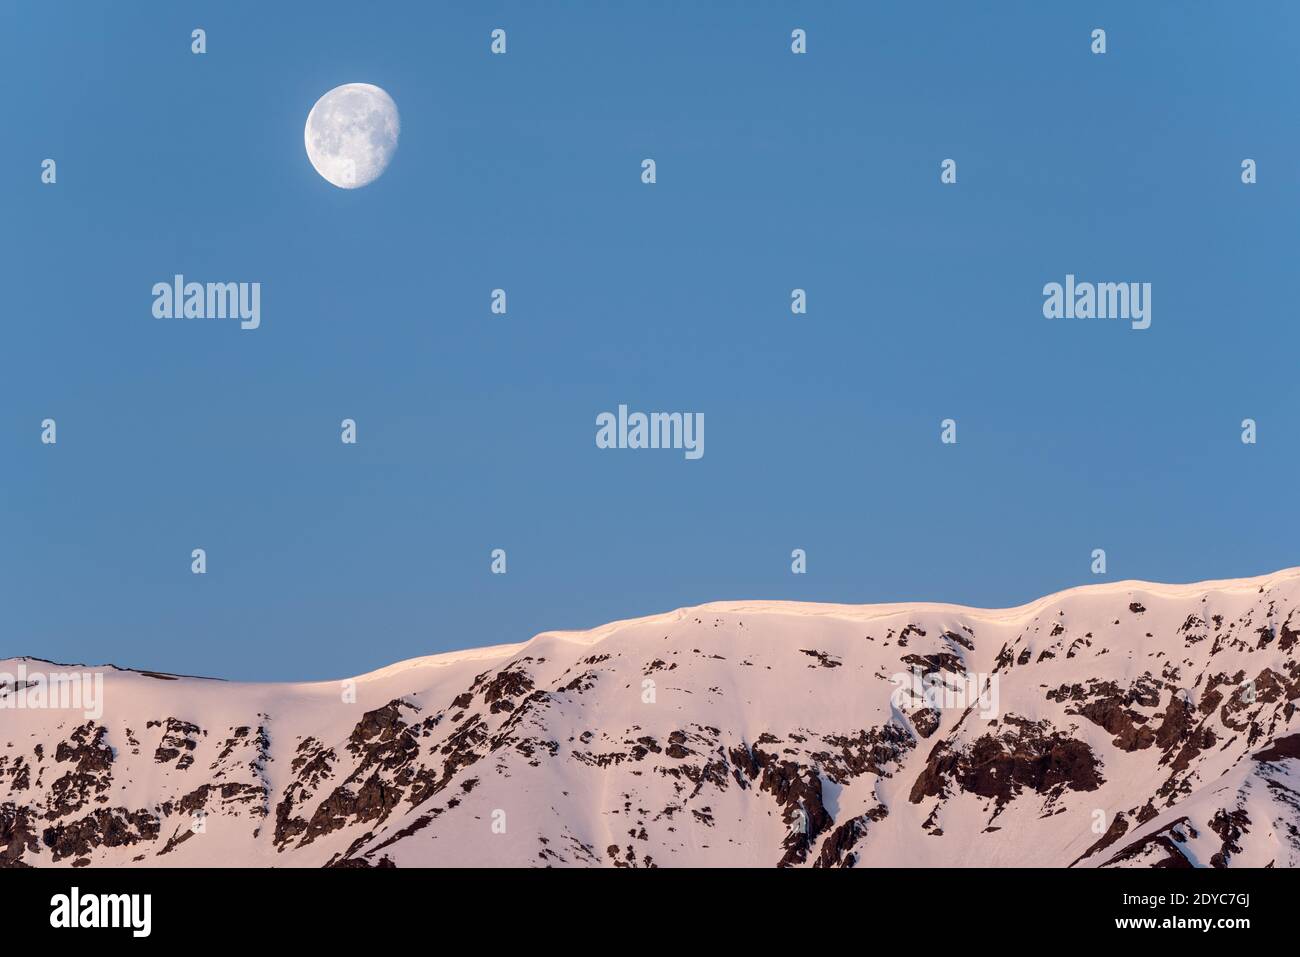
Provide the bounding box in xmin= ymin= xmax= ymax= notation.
xmin=3 ymin=1 xmax=1298 ymax=681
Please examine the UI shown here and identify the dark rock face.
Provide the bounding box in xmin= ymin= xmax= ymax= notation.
xmin=301 ymin=774 xmax=404 ymax=846
xmin=48 ymin=722 xmax=114 ymax=817
xmin=41 ymin=808 xmax=160 ymax=862
xmin=1253 ymin=733 xmax=1300 ymax=764
xmin=816 ymin=725 xmax=915 ymax=784
xmin=1208 ymin=808 xmax=1251 ymax=868
xmin=814 ymin=805 xmax=888 ymax=869
xmin=910 ymin=718 xmax=1102 ymax=811
xmin=1101 ymin=818 xmax=1197 ymax=868
xmin=482 ymin=667 xmax=534 ymax=712
xmin=751 ymin=751 xmax=833 ymax=867
xmin=1079 ymin=697 xmax=1155 ymax=752
xmin=152 ymin=718 xmax=202 ymax=770
xmin=0 ymin=805 xmax=40 ymax=867
xmin=1049 ymin=678 xmax=1162 ymax=752
xmin=1072 ymin=811 xmax=1130 ymax=866
xmin=800 ymin=650 xmax=842 ymax=669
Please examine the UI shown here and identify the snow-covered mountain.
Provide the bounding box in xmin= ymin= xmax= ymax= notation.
xmin=4 ymin=569 xmax=1300 ymax=868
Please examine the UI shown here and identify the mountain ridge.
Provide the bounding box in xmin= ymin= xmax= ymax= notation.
xmin=3 ymin=567 xmax=1299 ymax=868
xmin=17 ymin=566 xmax=1300 ymax=685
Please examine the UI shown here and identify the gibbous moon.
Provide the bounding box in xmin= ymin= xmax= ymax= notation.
xmin=304 ymin=83 xmax=399 ymax=189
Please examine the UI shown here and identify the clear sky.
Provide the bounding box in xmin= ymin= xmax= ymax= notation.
xmin=3 ymin=1 xmax=1298 ymax=681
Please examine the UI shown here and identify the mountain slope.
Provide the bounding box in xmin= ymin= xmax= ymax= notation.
xmin=3 ymin=569 xmax=1300 ymax=868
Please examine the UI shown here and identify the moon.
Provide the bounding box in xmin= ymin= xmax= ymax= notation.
xmin=304 ymin=83 xmax=400 ymax=189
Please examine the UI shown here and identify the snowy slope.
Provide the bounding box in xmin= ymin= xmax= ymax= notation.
xmin=3 ymin=569 xmax=1299 ymax=867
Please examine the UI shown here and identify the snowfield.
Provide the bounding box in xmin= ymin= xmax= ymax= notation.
xmin=3 ymin=568 xmax=1299 ymax=867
